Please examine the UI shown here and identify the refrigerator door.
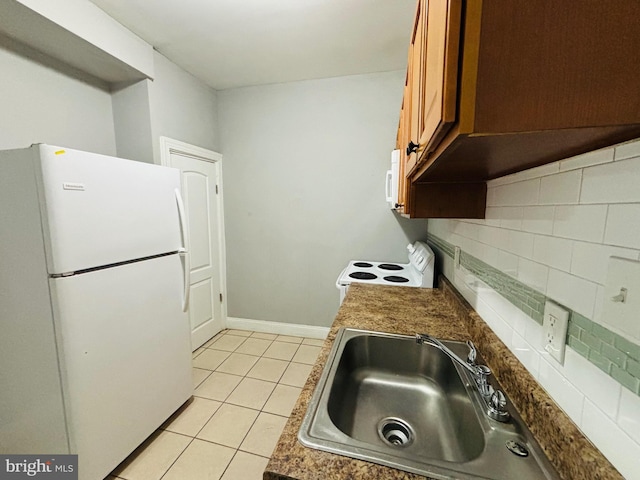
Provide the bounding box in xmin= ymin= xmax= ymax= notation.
xmin=49 ymin=254 xmax=192 ymax=480
xmin=35 ymin=145 xmax=184 ymax=275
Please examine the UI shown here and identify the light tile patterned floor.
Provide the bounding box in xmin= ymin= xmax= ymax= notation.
xmin=107 ymin=329 xmax=321 ymax=480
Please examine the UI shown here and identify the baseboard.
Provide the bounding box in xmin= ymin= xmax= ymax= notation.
xmin=225 ymin=317 xmax=330 ymax=339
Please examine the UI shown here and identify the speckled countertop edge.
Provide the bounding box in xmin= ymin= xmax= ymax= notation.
xmin=264 ymin=279 xmax=622 ymax=480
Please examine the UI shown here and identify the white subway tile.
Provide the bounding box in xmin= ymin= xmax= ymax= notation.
xmin=481 ymin=287 xmax=521 ymax=328
xmin=428 ymin=219 xmax=449 ymax=237
xmin=517 ymin=258 xmax=549 ymax=292
xmin=614 ymin=138 xmax=640 ymax=161
xmin=477 ymin=244 xmax=499 ymax=268
xmin=559 ymin=148 xmax=614 ymax=171
xmin=593 ymin=285 xmax=605 ymax=324
xmin=497 ymin=206 xmax=523 ymax=230
xmin=442 ymin=253 xmax=455 ymax=280
xmin=453 ymin=221 xmax=479 ymax=240
xmin=465 ymin=218 xmax=485 ymax=225
xmin=512 ymin=308 xmax=530 ymax=335
xmin=496 ymin=250 xmax=519 ymax=277
xmin=604 ymin=203 xmax=640 ymax=249
xmin=553 ymin=205 xmax=607 ymax=243
xmin=475 ymin=296 xmax=514 ymax=348
xmin=484 ymin=207 xmax=502 ymax=227
xmin=488 ymin=163 xmax=559 ymax=187
xmin=547 ymin=268 xmax=597 ymax=318
xmin=532 ymin=235 xmax=573 ymax=272
xmin=570 ymin=241 xmax=639 ymax=284
xmin=449 ymin=233 xmax=465 ymax=249
xmin=538 ymin=357 xmax=585 ymax=423
xmin=490 ymin=179 xmax=540 ymax=207
xmin=539 ymin=170 xmax=582 ymax=205
xmin=477 ymin=225 xmax=499 ymax=246
xmin=512 ymin=331 xmax=541 ymax=379
xmin=463 ymin=238 xmax=497 ymax=267
xmin=486 ymin=187 xmax=499 ymax=207
xmin=618 ymin=388 xmax=640 ymax=445
xmin=581 ymin=400 xmax=640 ymax=480
xmin=563 ymin=348 xmax=621 ymax=419
xmin=490 ymin=228 xmax=512 ymax=252
xmin=521 ymin=206 xmax=555 ymax=235
xmin=581 ymin=157 xmax=640 ymax=204
xmin=524 ymin=317 xmax=545 ymax=353
xmin=454 ymin=269 xmax=480 ymax=308
xmin=504 ymin=230 xmax=534 ymax=258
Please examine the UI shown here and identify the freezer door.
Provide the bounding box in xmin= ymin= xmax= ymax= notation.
xmin=49 ymin=254 xmax=192 ymax=480
xmin=36 ymin=145 xmax=184 ymax=275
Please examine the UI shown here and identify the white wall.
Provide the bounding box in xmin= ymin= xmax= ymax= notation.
xmin=111 ymin=79 xmax=155 ymax=163
xmin=111 ymin=52 xmax=219 ymax=164
xmin=428 ymin=139 xmax=640 ymax=479
xmin=218 ymin=71 xmax=428 ymax=327
xmin=148 ymin=51 xmax=219 ymax=159
xmin=0 ymin=36 xmax=116 ymax=155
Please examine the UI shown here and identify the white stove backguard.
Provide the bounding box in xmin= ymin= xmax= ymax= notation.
xmin=335 ymin=241 xmax=436 ymax=305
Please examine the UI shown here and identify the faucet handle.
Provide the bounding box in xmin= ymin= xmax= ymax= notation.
xmin=466 ymin=340 xmax=477 ymax=365
xmin=490 ymin=390 xmax=506 ymax=410
xmin=488 ymin=389 xmax=510 ymax=422
xmin=474 ymin=364 xmax=492 ymax=397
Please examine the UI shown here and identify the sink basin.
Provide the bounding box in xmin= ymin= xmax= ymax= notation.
xmin=327 ymin=333 xmax=485 ymax=463
xmin=299 ymin=328 xmax=560 ymax=480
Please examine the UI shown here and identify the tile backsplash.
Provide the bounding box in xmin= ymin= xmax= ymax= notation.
xmin=426 ymin=138 xmax=640 ymax=480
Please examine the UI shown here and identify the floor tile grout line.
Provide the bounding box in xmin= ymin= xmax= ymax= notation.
xmin=216 ymin=449 xmax=238 ymax=480
xmin=165 ymin=402 xmax=284 ymax=476
xmin=194 ymin=357 xmax=314 ymax=393
xmin=117 ymin=329 xmax=303 ymax=480
xmin=157 ymin=433 xmax=195 ymax=480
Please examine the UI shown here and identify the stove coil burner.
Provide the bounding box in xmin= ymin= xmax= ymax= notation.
xmin=349 ymin=272 xmax=377 ymax=280
xmin=353 ymin=262 xmax=373 ymax=268
xmin=378 ymin=263 xmax=404 ymax=271
xmin=384 ymin=276 xmax=409 ymax=283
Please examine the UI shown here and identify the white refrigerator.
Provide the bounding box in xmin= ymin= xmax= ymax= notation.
xmin=0 ymin=144 xmax=193 ymax=480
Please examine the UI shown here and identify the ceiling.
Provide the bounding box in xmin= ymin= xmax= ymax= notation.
xmin=88 ymin=0 xmax=416 ymax=90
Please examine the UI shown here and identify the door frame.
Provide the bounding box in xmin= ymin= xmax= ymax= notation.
xmin=159 ymin=136 xmax=228 ymax=330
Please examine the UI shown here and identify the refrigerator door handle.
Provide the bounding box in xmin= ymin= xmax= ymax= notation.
xmin=175 ymin=189 xmax=191 ymax=312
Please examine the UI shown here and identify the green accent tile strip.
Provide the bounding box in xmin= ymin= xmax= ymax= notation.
xmin=427 ymin=233 xmax=640 ymax=398
xmin=568 ymin=336 xmax=590 ymax=357
xmin=614 ymin=336 xmax=640 ymax=362
xmin=611 ymin=365 xmax=640 ymax=394
xmin=627 ymin=358 xmax=640 ymax=379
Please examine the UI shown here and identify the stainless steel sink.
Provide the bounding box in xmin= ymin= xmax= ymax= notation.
xmin=298 ymin=328 xmax=560 ymax=480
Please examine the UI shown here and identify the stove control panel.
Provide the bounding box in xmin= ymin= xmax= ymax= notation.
xmin=408 ymin=241 xmax=434 ymax=273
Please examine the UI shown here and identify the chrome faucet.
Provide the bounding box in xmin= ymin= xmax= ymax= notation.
xmin=415 ymin=333 xmax=510 ymax=422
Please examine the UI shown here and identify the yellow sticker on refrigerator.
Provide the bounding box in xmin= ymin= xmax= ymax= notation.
xmin=55 ymin=150 xmax=66 ymax=155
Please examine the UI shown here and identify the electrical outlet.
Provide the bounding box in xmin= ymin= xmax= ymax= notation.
xmin=454 ymin=246 xmax=461 ymax=268
xmin=543 ymin=300 xmax=569 ymax=364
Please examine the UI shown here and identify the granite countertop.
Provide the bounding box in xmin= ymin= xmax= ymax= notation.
xmin=264 ymin=281 xmax=622 ymax=480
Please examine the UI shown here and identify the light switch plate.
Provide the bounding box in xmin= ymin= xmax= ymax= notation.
xmin=543 ymin=300 xmax=569 ymax=364
xmin=602 ymin=257 xmax=640 ymax=340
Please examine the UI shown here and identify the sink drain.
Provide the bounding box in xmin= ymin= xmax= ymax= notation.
xmin=377 ymin=418 xmax=415 ymax=447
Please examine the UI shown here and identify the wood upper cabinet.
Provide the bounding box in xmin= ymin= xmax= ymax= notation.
xmin=404 ymin=0 xmax=424 ymax=176
xmin=400 ymin=0 xmax=461 ymax=179
xmin=398 ymin=0 xmax=640 ymax=218
xmin=419 ymin=0 xmax=461 ymax=156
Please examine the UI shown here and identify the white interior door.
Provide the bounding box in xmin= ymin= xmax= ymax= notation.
xmin=168 ymin=151 xmax=225 ymax=349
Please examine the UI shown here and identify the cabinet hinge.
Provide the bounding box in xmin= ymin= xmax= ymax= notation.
xmin=216 ymin=185 xmax=219 ymax=194
xmin=219 ymin=293 xmax=223 ymax=302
